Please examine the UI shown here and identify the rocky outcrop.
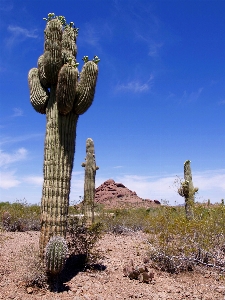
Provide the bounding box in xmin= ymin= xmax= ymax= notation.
xmin=95 ymin=179 xmax=160 ymax=209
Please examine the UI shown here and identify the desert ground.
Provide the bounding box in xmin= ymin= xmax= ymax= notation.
xmin=0 ymin=230 xmax=224 ymax=300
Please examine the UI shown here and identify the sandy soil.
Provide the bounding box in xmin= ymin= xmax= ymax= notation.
xmin=0 ymin=231 xmax=224 ymax=300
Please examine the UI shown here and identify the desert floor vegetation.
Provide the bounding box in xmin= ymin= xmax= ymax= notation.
xmin=0 ymin=199 xmax=224 ymax=298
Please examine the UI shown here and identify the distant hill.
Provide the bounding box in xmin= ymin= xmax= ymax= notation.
xmin=95 ymin=179 xmax=160 ymax=209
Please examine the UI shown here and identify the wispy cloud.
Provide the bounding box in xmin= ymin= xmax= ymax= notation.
xmin=6 ymin=25 xmax=38 ymax=48
xmin=135 ymin=32 xmax=163 ymax=58
xmin=0 ymin=170 xmax=20 ymax=189
xmin=116 ymin=74 xmax=154 ymax=93
xmin=181 ymin=87 xmax=203 ymax=102
xmin=194 ymin=169 xmax=225 ymax=190
xmin=0 ymin=148 xmax=27 ymax=168
xmin=70 ymin=169 xmax=225 ymax=205
xmin=81 ymin=21 xmax=112 ymax=51
xmin=114 ymin=169 xmax=225 ymax=205
xmin=12 ymin=108 xmax=23 ymax=117
xmin=218 ymin=99 xmax=225 ymax=105
xmin=1 ymin=161 xmax=224 ymax=205
xmin=82 ymin=24 xmax=100 ymax=48
xmin=0 ymin=133 xmax=44 ymax=146
xmin=0 ymin=1 xmax=13 ymax=11
xmin=148 ymin=41 xmax=164 ymax=58
xmin=23 ymin=176 xmax=43 ymax=185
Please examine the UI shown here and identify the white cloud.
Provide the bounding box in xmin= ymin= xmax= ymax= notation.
xmin=116 ymin=75 xmax=154 ymax=93
xmin=194 ymin=169 xmax=225 ymax=190
xmin=181 ymin=87 xmax=203 ymax=102
xmin=0 ymin=148 xmax=27 ymax=167
xmin=82 ymin=23 xmax=101 ymax=48
xmin=148 ymin=41 xmax=164 ymax=57
xmin=218 ymin=99 xmax=225 ymax=105
xmin=113 ymin=169 xmax=225 ymax=205
xmin=6 ymin=25 xmax=38 ymax=48
xmin=0 ymin=133 xmax=43 ymax=146
xmin=0 ymin=170 xmax=21 ymax=189
xmin=115 ymin=174 xmax=179 ymax=202
xmin=23 ymin=176 xmax=43 ymax=186
xmin=12 ymin=108 xmax=23 ymax=117
xmin=1 ymin=162 xmax=224 ymax=205
xmin=8 ymin=25 xmax=38 ymax=38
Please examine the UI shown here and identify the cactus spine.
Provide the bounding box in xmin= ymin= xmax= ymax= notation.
xmin=28 ymin=14 xmax=99 ymax=260
xmin=178 ymin=160 xmax=198 ymax=220
xmin=81 ymin=138 xmax=99 ymax=225
xmin=45 ymin=236 xmax=68 ymax=275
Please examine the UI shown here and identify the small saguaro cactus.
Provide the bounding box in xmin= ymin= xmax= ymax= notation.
xmin=81 ymin=138 xmax=99 ymax=225
xmin=178 ymin=160 xmax=198 ymax=220
xmin=28 ymin=13 xmax=100 ymax=260
xmin=45 ymin=235 xmax=68 ymax=275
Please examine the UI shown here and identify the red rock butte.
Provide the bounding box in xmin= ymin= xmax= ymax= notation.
xmin=94 ymin=179 xmax=160 ymax=209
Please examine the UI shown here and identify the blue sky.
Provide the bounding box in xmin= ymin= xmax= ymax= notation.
xmin=0 ymin=0 xmax=224 ymax=205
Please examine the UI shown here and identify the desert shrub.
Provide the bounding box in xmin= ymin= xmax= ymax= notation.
xmin=98 ymin=204 xmax=224 ymax=274
xmin=100 ymin=208 xmax=151 ymax=234
xmin=0 ymin=200 xmax=40 ymax=231
xmin=146 ymin=204 xmax=225 ymax=273
xmin=22 ymin=245 xmax=48 ymax=290
xmin=66 ymin=215 xmax=103 ymax=265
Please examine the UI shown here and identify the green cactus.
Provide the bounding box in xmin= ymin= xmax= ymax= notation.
xmin=28 ymin=14 xmax=99 ymax=260
xmin=45 ymin=235 xmax=68 ymax=275
xmin=81 ymin=138 xmax=99 ymax=225
xmin=178 ymin=160 xmax=198 ymax=220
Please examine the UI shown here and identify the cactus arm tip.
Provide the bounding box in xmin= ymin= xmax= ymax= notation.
xmin=74 ymin=60 xmax=99 ymax=115
xmin=93 ymin=55 xmax=100 ymax=64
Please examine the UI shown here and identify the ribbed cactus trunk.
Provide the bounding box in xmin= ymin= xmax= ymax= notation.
xmin=178 ymin=160 xmax=198 ymax=220
xmin=40 ymin=87 xmax=78 ymax=258
xmin=28 ymin=14 xmax=99 ymax=260
xmin=82 ymin=138 xmax=99 ymax=225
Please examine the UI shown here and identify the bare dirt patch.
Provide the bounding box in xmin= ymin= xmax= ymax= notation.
xmin=0 ymin=231 xmax=224 ymax=299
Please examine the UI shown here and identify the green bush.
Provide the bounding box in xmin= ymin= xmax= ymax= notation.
xmin=66 ymin=215 xmax=103 ymax=265
xmin=0 ymin=199 xmax=40 ymax=231
xmin=98 ymin=204 xmax=225 ymax=274
xmin=146 ymin=204 xmax=225 ymax=273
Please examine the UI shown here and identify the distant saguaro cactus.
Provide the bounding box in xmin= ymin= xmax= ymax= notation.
xmin=178 ymin=160 xmax=198 ymax=220
xmin=28 ymin=13 xmax=100 ymax=260
xmin=81 ymin=138 xmax=99 ymax=225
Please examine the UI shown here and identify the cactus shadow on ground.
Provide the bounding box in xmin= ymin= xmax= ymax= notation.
xmin=48 ymin=254 xmax=106 ymax=292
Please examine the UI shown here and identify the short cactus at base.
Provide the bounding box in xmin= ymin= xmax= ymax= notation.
xmin=178 ymin=160 xmax=198 ymax=220
xmin=45 ymin=236 xmax=68 ymax=275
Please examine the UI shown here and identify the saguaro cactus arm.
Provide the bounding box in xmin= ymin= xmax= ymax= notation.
xmin=56 ymin=63 xmax=79 ymax=115
xmin=74 ymin=58 xmax=99 ymax=115
xmin=28 ymin=68 xmax=49 ymax=114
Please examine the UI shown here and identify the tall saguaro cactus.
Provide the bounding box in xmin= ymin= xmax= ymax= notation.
xmin=28 ymin=14 xmax=100 ymax=260
xmin=178 ymin=160 xmax=198 ymax=220
xmin=81 ymin=138 xmax=99 ymax=225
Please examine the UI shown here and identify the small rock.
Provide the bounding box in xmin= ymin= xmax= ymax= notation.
xmin=26 ymin=287 xmax=33 ymax=294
